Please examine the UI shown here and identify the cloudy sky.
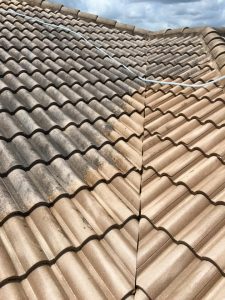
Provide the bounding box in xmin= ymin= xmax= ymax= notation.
xmin=52 ymin=0 xmax=225 ymax=30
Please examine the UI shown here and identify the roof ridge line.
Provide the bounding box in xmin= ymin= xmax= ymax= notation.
xmin=16 ymin=0 xmax=151 ymax=36
xmin=19 ymin=0 xmax=209 ymax=38
xmin=9 ymin=1 xmax=219 ymax=44
xmin=5 ymin=6 xmax=225 ymax=89
xmin=202 ymin=26 xmax=225 ymax=76
xmin=147 ymin=26 xmax=206 ymax=37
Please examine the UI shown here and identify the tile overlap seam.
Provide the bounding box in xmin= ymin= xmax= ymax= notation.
xmin=146 ymin=106 xmax=225 ymax=129
xmin=0 ymin=215 xmax=138 ymax=289
xmin=0 ymin=168 xmax=140 ymax=227
xmin=0 ymin=94 xmax=144 ymax=115
xmin=0 ymin=109 xmax=145 ymax=142
xmin=140 ymin=215 xmax=225 ymax=277
xmin=2 ymin=215 xmax=225 ymax=292
xmin=143 ymin=165 xmax=225 ymax=206
xmin=0 ymin=132 xmax=143 ymax=177
xmin=144 ymin=128 xmax=225 ymax=164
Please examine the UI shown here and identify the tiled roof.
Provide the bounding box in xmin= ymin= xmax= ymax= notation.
xmin=1 ymin=0 xmax=225 ymax=299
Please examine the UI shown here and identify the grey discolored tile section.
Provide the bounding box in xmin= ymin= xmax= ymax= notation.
xmin=0 ymin=0 xmax=146 ymax=298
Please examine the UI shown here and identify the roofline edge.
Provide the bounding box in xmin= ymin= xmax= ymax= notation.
xmin=8 ymin=1 xmax=225 ymax=42
xmin=202 ymin=26 xmax=225 ymax=76
xmin=15 ymin=0 xmax=152 ymax=36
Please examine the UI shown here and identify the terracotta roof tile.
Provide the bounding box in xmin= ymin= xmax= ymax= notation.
xmin=136 ymin=219 xmax=225 ymax=299
xmin=0 ymin=219 xmax=137 ymax=298
xmin=0 ymin=0 xmax=225 ymax=298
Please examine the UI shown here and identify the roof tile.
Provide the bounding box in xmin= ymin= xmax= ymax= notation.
xmin=96 ymin=16 xmax=116 ymax=27
xmin=41 ymin=0 xmax=62 ymax=11
xmin=78 ymin=11 xmax=98 ymax=22
xmin=115 ymin=22 xmax=135 ymax=33
xmin=59 ymin=6 xmax=80 ymax=17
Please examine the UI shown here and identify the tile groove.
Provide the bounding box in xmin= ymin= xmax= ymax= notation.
xmin=0 ymin=132 xmax=143 ymax=177
xmin=146 ymin=105 xmax=225 ymax=129
xmin=144 ymin=128 xmax=225 ymax=164
xmin=0 ymin=215 xmax=138 ymax=289
xmin=140 ymin=215 xmax=225 ymax=278
xmin=133 ymin=69 xmax=148 ymax=297
xmin=2 ymin=215 xmax=225 ymax=290
xmin=143 ymin=165 xmax=225 ymax=206
xmin=0 ymin=109 xmax=145 ymax=142
xmin=0 ymin=92 xmax=144 ymax=115
xmin=0 ymin=168 xmax=141 ymax=227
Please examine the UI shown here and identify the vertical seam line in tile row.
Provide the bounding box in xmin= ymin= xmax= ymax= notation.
xmin=132 ymin=59 xmax=149 ymax=298
xmin=1 ymin=214 xmax=225 ymax=289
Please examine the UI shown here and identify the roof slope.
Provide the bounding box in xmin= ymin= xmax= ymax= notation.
xmin=138 ymin=31 xmax=225 ymax=300
xmin=1 ymin=0 xmax=225 ymax=299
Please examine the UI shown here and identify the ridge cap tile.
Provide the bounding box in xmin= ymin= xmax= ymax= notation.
xmin=18 ymin=0 xmax=151 ymax=35
xmin=202 ymin=26 xmax=217 ymax=37
xmin=202 ymin=27 xmax=225 ymax=74
xmin=60 ymin=6 xmax=80 ymax=17
xmin=77 ymin=11 xmax=98 ymax=22
xmin=96 ymin=16 xmax=116 ymax=27
xmin=41 ymin=0 xmax=62 ymax=11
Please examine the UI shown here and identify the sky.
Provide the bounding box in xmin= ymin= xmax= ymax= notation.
xmin=52 ymin=0 xmax=225 ymax=31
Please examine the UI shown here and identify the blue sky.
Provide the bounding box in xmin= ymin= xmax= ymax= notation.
xmin=53 ymin=0 xmax=225 ymax=30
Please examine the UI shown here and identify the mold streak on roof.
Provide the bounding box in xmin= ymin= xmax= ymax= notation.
xmin=1 ymin=0 xmax=225 ymax=299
